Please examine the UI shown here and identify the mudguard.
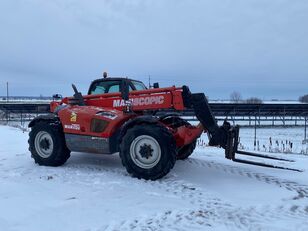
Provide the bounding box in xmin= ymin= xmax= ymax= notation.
xmin=28 ymin=113 xmax=59 ymax=128
xmin=119 ymin=115 xmax=160 ymax=140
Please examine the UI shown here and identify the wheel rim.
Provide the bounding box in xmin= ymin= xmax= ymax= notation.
xmin=34 ymin=131 xmax=54 ymax=158
xmin=130 ymin=135 xmax=161 ymax=169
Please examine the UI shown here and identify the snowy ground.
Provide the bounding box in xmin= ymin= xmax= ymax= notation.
xmin=1 ymin=125 xmax=308 ymax=231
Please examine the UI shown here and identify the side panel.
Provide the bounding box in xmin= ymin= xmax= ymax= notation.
xmin=65 ymin=134 xmax=111 ymax=154
xmin=58 ymin=106 xmax=134 ymax=138
xmin=85 ymin=93 xmax=174 ymax=111
xmin=80 ymin=87 xmax=185 ymax=111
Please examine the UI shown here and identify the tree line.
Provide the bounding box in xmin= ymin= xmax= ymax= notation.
xmin=230 ymin=91 xmax=263 ymax=104
xmin=230 ymin=92 xmax=308 ymax=104
xmin=299 ymin=94 xmax=308 ymax=103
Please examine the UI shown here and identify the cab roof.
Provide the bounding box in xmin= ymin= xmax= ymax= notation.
xmin=90 ymin=77 xmax=144 ymax=84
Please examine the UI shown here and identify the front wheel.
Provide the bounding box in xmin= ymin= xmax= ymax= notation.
xmin=28 ymin=121 xmax=70 ymax=166
xmin=120 ymin=124 xmax=176 ymax=180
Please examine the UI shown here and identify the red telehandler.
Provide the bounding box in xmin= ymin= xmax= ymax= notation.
xmin=28 ymin=74 xmax=300 ymax=180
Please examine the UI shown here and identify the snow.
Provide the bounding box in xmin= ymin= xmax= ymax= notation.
xmin=1 ymin=125 xmax=308 ymax=231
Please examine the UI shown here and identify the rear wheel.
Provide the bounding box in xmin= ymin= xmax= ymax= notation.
xmin=28 ymin=121 xmax=70 ymax=166
xmin=120 ymin=124 xmax=176 ymax=180
xmin=177 ymin=140 xmax=197 ymax=160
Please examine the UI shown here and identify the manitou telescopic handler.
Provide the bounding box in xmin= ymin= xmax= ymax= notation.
xmin=28 ymin=73 xmax=300 ymax=180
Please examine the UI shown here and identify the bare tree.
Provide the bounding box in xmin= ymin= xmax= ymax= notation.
xmin=230 ymin=91 xmax=242 ymax=103
xmin=245 ymin=97 xmax=263 ymax=104
xmin=299 ymin=94 xmax=308 ymax=103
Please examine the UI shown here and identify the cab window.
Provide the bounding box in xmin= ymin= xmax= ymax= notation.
xmin=91 ymin=85 xmax=106 ymax=94
xmin=90 ymin=81 xmax=120 ymax=94
xmin=132 ymin=81 xmax=147 ymax=91
xmin=108 ymin=85 xmax=120 ymax=93
xmin=90 ymin=80 xmax=133 ymax=95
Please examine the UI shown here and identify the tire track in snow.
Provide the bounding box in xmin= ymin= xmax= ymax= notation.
xmin=48 ymin=162 xmax=263 ymax=229
xmin=5 ymin=158 xmax=254 ymax=229
xmin=102 ymin=209 xmax=255 ymax=231
xmin=30 ymin=159 xmax=308 ymax=229
xmin=186 ymin=158 xmax=308 ymax=200
xmin=100 ymin=157 xmax=308 ymax=231
xmin=98 ymin=170 xmax=307 ymax=230
xmin=102 ymin=205 xmax=308 ymax=231
xmin=3 ymin=153 xmax=308 ymax=230
xmin=184 ymin=158 xmax=308 ymax=218
xmin=101 ymin=188 xmax=308 ymax=231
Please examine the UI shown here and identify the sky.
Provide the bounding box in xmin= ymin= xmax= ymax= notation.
xmin=0 ymin=0 xmax=307 ymax=100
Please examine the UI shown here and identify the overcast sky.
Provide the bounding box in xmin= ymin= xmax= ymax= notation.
xmin=0 ymin=0 xmax=307 ymax=100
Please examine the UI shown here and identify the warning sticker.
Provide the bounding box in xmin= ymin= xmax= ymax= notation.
xmin=70 ymin=112 xmax=77 ymax=122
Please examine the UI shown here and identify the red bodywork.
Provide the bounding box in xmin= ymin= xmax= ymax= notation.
xmin=58 ymin=106 xmax=133 ymax=138
xmin=51 ymin=87 xmax=186 ymax=112
xmin=51 ymin=86 xmax=204 ymax=153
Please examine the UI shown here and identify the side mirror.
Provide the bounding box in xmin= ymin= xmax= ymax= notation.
xmin=120 ymin=79 xmax=130 ymax=101
xmin=153 ymin=82 xmax=159 ymax=88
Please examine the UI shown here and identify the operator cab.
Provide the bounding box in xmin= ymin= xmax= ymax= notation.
xmin=88 ymin=78 xmax=147 ymax=95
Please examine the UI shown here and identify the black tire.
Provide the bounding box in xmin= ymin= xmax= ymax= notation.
xmin=28 ymin=121 xmax=70 ymax=166
xmin=119 ymin=123 xmax=176 ymax=180
xmin=177 ymin=140 xmax=197 ymax=160
xmin=160 ymin=116 xmax=197 ymax=160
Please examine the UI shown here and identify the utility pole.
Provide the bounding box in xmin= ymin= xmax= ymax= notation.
xmin=305 ymin=117 xmax=307 ymax=141
xmin=6 ymin=82 xmax=9 ymax=102
xmin=148 ymin=75 xmax=151 ymax=88
xmin=254 ymin=116 xmax=257 ymax=151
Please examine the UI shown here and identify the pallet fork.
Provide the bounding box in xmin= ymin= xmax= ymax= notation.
xmin=225 ymin=126 xmax=301 ymax=172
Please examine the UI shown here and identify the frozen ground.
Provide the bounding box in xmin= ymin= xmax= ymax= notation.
xmin=0 ymin=125 xmax=308 ymax=231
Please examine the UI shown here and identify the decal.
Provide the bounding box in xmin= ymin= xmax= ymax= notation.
xmin=70 ymin=112 xmax=77 ymax=122
xmin=64 ymin=124 xmax=80 ymax=131
xmin=113 ymin=96 xmax=164 ymax=107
